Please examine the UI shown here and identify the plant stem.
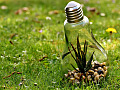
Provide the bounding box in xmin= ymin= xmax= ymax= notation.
xmin=110 ymin=31 xmax=112 ymax=42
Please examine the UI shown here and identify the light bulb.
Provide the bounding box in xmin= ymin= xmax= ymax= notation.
xmin=62 ymin=1 xmax=108 ymax=73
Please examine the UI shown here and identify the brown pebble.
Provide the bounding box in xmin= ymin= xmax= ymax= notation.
xmin=94 ymin=75 xmax=99 ymax=81
xmin=77 ymin=73 xmax=81 ymax=77
xmin=68 ymin=71 xmax=71 ymax=76
xmin=74 ymin=73 xmax=80 ymax=80
xmin=94 ymin=72 xmax=98 ymax=76
xmin=86 ymin=72 xmax=89 ymax=76
xmin=104 ymin=70 xmax=107 ymax=77
xmin=87 ymin=75 xmax=92 ymax=81
xmin=103 ymin=62 xmax=106 ymax=65
xmin=88 ymin=70 xmax=94 ymax=73
xmin=100 ymin=74 xmax=104 ymax=77
xmin=76 ymin=68 xmax=79 ymax=71
xmin=64 ymin=74 xmax=68 ymax=78
xmin=98 ymin=67 xmax=102 ymax=70
xmin=70 ymin=77 xmax=75 ymax=81
xmin=94 ymin=69 xmax=98 ymax=72
xmin=94 ymin=61 xmax=100 ymax=64
xmin=103 ymin=66 xmax=107 ymax=71
xmin=82 ymin=75 xmax=86 ymax=80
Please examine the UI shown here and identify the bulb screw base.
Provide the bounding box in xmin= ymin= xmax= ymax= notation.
xmin=65 ymin=1 xmax=84 ymax=23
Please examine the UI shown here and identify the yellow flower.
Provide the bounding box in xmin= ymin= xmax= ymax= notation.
xmin=106 ymin=28 xmax=117 ymax=33
xmin=106 ymin=28 xmax=117 ymax=42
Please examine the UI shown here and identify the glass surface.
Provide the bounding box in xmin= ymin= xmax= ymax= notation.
xmin=62 ymin=16 xmax=108 ymax=73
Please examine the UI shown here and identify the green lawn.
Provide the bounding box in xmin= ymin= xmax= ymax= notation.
xmin=0 ymin=0 xmax=120 ymax=89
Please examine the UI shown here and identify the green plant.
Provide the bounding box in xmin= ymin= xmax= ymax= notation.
xmin=62 ymin=36 xmax=94 ymax=74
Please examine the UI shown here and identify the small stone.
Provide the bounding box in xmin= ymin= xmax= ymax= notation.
xmin=76 ymin=68 xmax=79 ymax=71
xmin=77 ymin=73 xmax=81 ymax=77
xmin=103 ymin=66 xmax=107 ymax=71
xmin=82 ymin=75 xmax=86 ymax=80
xmin=94 ymin=72 xmax=98 ymax=76
xmin=70 ymin=77 xmax=75 ymax=81
xmin=88 ymin=70 xmax=94 ymax=75
xmin=94 ymin=69 xmax=98 ymax=72
xmin=104 ymin=70 xmax=107 ymax=77
xmin=64 ymin=74 xmax=68 ymax=78
xmin=71 ymin=71 xmax=75 ymax=74
xmin=70 ymin=74 xmax=74 ymax=78
xmin=94 ymin=64 xmax=100 ymax=69
xmin=86 ymin=72 xmax=89 ymax=76
xmin=74 ymin=73 xmax=80 ymax=80
xmin=73 ymin=70 xmax=76 ymax=73
xmin=87 ymin=75 xmax=92 ymax=81
xmin=99 ymin=63 xmax=102 ymax=67
xmin=88 ymin=70 xmax=94 ymax=73
xmin=100 ymin=74 xmax=104 ymax=77
xmin=101 ymin=68 xmax=105 ymax=73
xmin=94 ymin=61 xmax=100 ymax=64
xmin=97 ymin=70 xmax=103 ymax=75
xmin=101 ymin=62 xmax=106 ymax=66
xmin=98 ymin=67 xmax=102 ymax=70
xmin=68 ymin=71 xmax=71 ymax=76
xmin=94 ymin=75 xmax=99 ymax=81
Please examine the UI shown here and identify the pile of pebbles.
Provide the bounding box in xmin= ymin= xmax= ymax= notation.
xmin=64 ymin=61 xmax=108 ymax=85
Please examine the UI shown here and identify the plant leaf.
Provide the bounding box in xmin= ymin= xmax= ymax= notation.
xmin=77 ymin=60 xmax=84 ymax=73
xmin=71 ymin=64 xmax=79 ymax=72
xmin=84 ymin=40 xmax=88 ymax=55
xmin=68 ymin=47 xmax=82 ymax=72
xmin=68 ymin=47 xmax=76 ymax=61
xmin=81 ymin=50 xmax=86 ymax=68
xmin=62 ymin=51 xmax=71 ymax=59
xmin=70 ymin=43 xmax=78 ymax=59
xmin=70 ymin=43 xmax=83 ymax=72
xmin=86 ymin=51 xmax=94 ymax=72
xmin=77 ymin=36 xmax=81 ymax=61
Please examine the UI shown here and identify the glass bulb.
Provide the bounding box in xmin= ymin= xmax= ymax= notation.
xmin=62 ymin=1 xmax=108 ymax=73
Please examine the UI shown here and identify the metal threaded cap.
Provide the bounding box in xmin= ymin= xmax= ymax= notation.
xmin=65 ymin=1 xmax=84 ymax=23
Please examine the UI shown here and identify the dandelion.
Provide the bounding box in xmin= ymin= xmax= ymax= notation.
xmin=106 ymin=28 xmax=117 ymax=33
xmin=106 ymin=28 xmax=117 ymax=41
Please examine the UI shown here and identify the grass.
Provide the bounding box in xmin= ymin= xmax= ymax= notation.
xmin=0 ymin=0 xmax=120 ymax=89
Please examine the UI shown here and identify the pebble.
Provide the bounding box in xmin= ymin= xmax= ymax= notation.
xmin=64 ymin=61 xmax=108 ymax=84
xmin=94 ymin=75 xmax=99 ymax=81
xmin=94 ymin=72 xmax=98 ymax=76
